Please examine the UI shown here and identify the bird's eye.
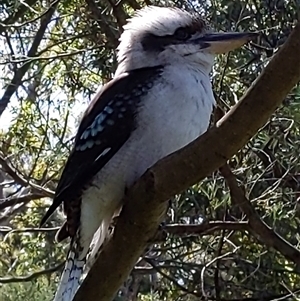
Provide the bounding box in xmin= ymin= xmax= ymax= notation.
xmin=174 ymin=27 xmax=191 ymax=40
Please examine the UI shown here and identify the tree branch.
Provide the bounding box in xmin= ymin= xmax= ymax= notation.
xmin=220 ymin=163 xmax=300 ymax=266
xmin=0 ymin=193 xmax=46 ymax=210
xmin=0 ymin=226 xmax=59 ymax=235
xmin=0 ymin=155 xmax=54 ymax=197
xmin=164 ymin=221 xmax=249 ymax=236
xmin=0 ymin=0 xmax=59 ymax=117
xmin=0 ymin=262 xmax=64 ymax=283
xmin=74 ymin=21 xmax=300 ymax=301
xmin=0 ymin=0 xmax=39 ymax=34
xmin=107 ymin=0 xmax=127 ymax=29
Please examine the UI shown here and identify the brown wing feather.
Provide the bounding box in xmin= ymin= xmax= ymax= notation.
xmin=40 ymin=66 xmax=163 ymax=239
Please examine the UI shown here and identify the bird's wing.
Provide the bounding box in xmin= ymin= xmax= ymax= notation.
xmin=41 ymin=66 xmax=163 ymax=227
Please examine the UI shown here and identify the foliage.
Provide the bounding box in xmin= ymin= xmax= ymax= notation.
xmin=0 ymin=0 xmax=299 ymax=300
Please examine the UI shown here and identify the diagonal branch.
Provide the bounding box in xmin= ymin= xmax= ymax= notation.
xmin=107 ymin=0 xmax=127 ymax=29
xmin=0 ymin=154 xmax=54 ymax=197
xmin=0 ymin=0 xmax=59 ymax=117
xmin=0 ymin=0 xmax=39 ymax=34
xmin=0 ymin=193 xmax=46 ymax=210
xmin=0 ymin=262 xmax=64 ymax=283
xmin=219 ymin=163 xmax=300 ymax=266
xmin=74 ymin=21 xmax=300 ymax=301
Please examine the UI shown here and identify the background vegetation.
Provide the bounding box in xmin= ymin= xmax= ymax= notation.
xmin=0 ymin=0 xmax=299 ymax=300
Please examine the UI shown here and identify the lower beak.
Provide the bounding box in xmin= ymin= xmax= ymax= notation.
xmin=194 ymin=32 xmax=258 ymax=54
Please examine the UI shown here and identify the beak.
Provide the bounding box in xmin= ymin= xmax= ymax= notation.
xmin=193 ymin=32 xmax=258 ymax=54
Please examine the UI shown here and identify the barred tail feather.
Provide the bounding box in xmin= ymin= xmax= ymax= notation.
xmin=54 ymin=216 xmax=115 ymax=301
xmin=53 ymin=241 xmax=85 ymax=301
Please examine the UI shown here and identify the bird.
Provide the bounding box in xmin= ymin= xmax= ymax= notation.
xmin=40 ymin=5 xmax=256 ymax=301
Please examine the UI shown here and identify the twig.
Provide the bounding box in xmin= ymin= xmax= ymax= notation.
xmin=0 ymin=226 xmax=59 ymax=235
xmin=201 ymin=246 xmax=240 ymax=298
xmin=145 ymin=258 xmax=202 ymax=298
xmin=0 ymin=262 xmax=64 ymax=283
xmin=0 ymin=202 xmax=30 ymax=225
xmin=0 ymin=0 xmax=59 ymax=29
xmin=214 ymin=229 xmax=225 ymax=301
xmin=0 ymin=193 xmax=46 ymax=210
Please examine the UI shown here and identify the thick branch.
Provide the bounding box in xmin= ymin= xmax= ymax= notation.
xmin=74 ymin=22 xmax=300 ymax=301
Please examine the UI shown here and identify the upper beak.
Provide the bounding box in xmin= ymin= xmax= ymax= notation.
xmin=193 ymin=32 xmax=258 ymax=54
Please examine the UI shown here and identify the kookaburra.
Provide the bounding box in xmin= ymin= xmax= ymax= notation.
xmin=41 ymin=5 xmax=256 ymax=301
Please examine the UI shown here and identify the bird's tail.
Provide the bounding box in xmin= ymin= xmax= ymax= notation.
xmin=53 ymin=240 xmax=85 ymax=301
xmin=53 ymin=216 xmax=115 ymax=301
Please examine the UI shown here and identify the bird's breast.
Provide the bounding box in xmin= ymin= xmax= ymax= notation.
xmin=122 ymin=65 xmax=215 ymax=185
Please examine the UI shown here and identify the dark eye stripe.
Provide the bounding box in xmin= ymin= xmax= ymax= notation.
xmin=173 ymin=27 xmax=191 ymax=40
xmin=141 ymin=18 xmax=207 ymax=52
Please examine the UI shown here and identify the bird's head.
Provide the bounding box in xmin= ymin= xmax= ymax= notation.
xmin=116 ymin=6 xmax=257 ymax=75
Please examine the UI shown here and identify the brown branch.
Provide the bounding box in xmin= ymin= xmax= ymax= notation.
xmin=220 ymin=163 xmax=300 ymax=266
xmin=132 ymin=266 xmax=156 ymax=275
xmin=9 ymin=47 xmax=100 ymax=64
xmin=0 ymin=155 xmax=54 ymax=197
xmin=201 ymin=246 xmax=240 ymax=298
xmin=0 ymin=262 xmax=64 ymax=283
xmin=107 ymin=0 xmax=127 ymax=29
xmin=164 ymin=221 xmax=249 ymax=236
xmin=0 ymin=193 xmax=46 ymax=210
xmin=0 ymin=0 xmax=59 ymax=117
xmin=152 ymin=221 xmax=247 ymax=242
xmin=73 ymin=22 xmax=300 ymax=301
xmin=0 ymin=226 xmax=59 ymax=235
xmin=0 ymin=202 xmax=30 ymax=225
xmin=214 ymin=229 xmax=225 ymax=301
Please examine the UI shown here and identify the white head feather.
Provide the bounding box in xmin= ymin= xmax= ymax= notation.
xmin=122 ymin=6 xmax=198 ymax=37
xmin=115 ymin=6 xmax=213 ymax=76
